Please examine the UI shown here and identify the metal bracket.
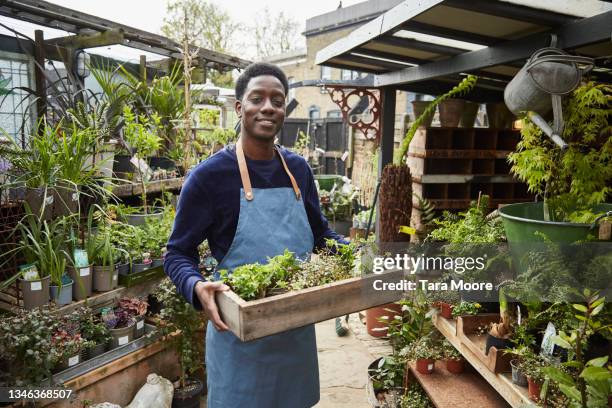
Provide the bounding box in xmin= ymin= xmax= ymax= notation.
xmin=325 ymin=85 xmax=381 ymax=142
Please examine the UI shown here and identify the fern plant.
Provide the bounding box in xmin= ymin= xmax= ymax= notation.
xmin=508 ymin=82 xmax=611 ymax=222
xmin=394 ymin=75 xmax=478 ymax=165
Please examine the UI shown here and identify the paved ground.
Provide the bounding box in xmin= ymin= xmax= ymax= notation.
xmin=201 ymin=314 xmax=391 ymax=408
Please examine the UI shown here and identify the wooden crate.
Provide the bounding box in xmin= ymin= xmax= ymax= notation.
xmin=457 ymin=314 xmax=512 ymax=374
xmin=216 ymin=269 xmax=405 ymax=342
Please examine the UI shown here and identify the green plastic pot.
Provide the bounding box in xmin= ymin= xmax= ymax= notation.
xmin=498 ymin=202 xmax=612 ymax=243
xmin=314 ymin=175 xmax=343 ymax=191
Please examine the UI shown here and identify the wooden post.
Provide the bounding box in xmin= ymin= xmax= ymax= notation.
xmin=139 ymin=55 xmax=146 ymax=81
xmin=33 ymin=30 xmax=46 ymax=132
xmin=375 ymin=87 xmax=396 ymax=244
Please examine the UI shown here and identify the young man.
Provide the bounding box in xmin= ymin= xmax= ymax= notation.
xmin=165 ymin=62 xmax=347 ymax=408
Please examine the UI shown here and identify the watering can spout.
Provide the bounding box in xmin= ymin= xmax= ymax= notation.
xmin=527 ymin=112 xmax=568 ymax=150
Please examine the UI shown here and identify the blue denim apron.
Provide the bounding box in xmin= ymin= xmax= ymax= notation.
xmin=205 ymin=140 xmax=319 ymax=408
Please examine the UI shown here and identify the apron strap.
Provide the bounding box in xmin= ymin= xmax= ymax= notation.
xmin=235 ymin=139 xmax=301 ymax=201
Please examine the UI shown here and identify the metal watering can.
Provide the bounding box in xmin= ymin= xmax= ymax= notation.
xmin=504 ymin=47 xmax=593 ymax=149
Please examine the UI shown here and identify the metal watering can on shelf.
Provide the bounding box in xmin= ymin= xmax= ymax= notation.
xmin=504 ymin=46 xmax=593 ymax=149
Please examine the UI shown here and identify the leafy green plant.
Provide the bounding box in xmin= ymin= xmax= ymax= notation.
xmin=122 ymin=105 xmax=162 ymax=212
xmin=401 ymin=382 xmax=434 ymax=408
xmin=0 ymin=306 xmax=60 ymax=386
xmin=369 ymin=355 xmax=405 ymax=392
xmin=8 ymin=207 xmax=71 ymax=286
xmin=508 ymin=82 xmax=611 ymax=223
xmin=381 ymin=293 xmax=434 ymax=353
xmin=395 ymin=75 xmax=478 ymax=164
xmin=428 ymin=195 xmax=505 ymax=243
xmin=154 ymin=277 xmax=207 ymax=389
xmin=542 ymin=290 xmax=611 ymax=408
xmin=79 ymin=309 xmax=111 ymax=346
xmin=441 ymin=340 xmax=462 ymax=361
xmin=403 ymin=336 xmax=443 ymax=361
xmin=452 ymin=301 xmax=481 ymax=317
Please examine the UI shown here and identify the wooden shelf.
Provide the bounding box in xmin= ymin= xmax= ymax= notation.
xmin=408 ymin=362 xmax=510 ymax=408
xmin=112 ymin=177 xmax=184 ymax=198
xmin=432 ymin=311 xmax=531 ymax=408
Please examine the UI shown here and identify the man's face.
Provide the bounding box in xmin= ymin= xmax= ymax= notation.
xmin=236 ymin=75 xmax=286 ymax=141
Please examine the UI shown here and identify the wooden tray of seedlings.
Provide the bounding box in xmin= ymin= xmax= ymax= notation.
xmin=216 ymin=248 xmax=405 ymax=342
xmin=456 ymin=314 xmax=512 ymax=374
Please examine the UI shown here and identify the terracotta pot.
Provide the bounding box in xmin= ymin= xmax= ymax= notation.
xmin=445 ymin=359 xmax=465 ymax=374
xmin=412 ymin=101 xmax=434 ymax=127
xmin=366 ymin=302 xmax=402 ymax=337
xmin=416 ymin=358 xmax=435 ymax=374
xmin=486 ymin=102 xmax=515 ymax=129
xmin=438 ymin=302 xmax=453 ymax=319
xmin=460 ymin=101 xmax=480 ymax=128
xmin=527 ymin=377 xmax=542 ymax=402
xmin=439 ymin=99 xmax=466 ymax=127
xmin=19 ymin=276 xmax=51 ymax=310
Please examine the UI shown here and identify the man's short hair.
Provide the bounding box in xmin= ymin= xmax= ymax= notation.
xmin=235 ymin=62 xmax=289 ymax=101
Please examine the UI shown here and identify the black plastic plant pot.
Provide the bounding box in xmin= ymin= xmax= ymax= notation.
xmin=86 ymin=342 xmax=107 ymax=359
xmin=116 ymin=263 xmax=130 ymax=276
xmin=172 ymin=378 xmax=203 ymax=408
xmin=485 ymin=334 xmax=513 ymax=355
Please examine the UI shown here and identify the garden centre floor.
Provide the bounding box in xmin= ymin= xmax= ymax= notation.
xmin=200 ymin=315 xmax=391 ymax=407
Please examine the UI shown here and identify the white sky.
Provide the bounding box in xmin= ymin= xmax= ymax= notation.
xmin=0 ymin=0 xmax=365 ymax=62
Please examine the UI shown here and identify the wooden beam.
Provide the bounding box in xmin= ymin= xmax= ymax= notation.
xmin=444 ymin=0 xmax=576 ymax=26
xmin=33 ymin=29 xmax=46 ymax=128
xmin=44 ymin=29 xmax=124 ymax=49
xmin=375 ymin=11 xmax=612 ymax=87
xmin=139 ymin=55 xmax=146 ymax=81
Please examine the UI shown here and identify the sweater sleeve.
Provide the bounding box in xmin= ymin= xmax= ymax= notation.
xmin=303 ymin=166 xmax=350 ymax=250
xmin=164 ymin=169 xmax=212 ymax=310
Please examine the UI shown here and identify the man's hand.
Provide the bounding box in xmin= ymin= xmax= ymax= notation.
xmin=195 ymin=280 xmax=230 ymax=331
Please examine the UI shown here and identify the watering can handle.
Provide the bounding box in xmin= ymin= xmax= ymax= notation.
xmin=526 ymin=49 xmax=594 ymax=95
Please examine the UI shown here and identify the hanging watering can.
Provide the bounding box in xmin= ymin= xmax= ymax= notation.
xmin=504 ymin=47 xmax=593 ymax=149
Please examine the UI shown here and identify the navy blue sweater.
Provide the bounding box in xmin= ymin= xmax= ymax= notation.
xmin=164 ymin=144 xmax=347 ymax=308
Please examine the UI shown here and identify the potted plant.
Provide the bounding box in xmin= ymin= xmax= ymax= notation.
xmin=118 ymin=297 xmax=148 ymax=339
xmin=428 ymin=290 xmax=460 ymax=319
xmin=407 ymin=336 xmax=442 ymax=375
xmin=102 ymin=306 xmax=137 ymax=349
xmin=441 ymin=340 xmax=465 ymax=374
xmin=518 ymin=352 xmax=547 ymax=402
xmin=501 ymin=81 xmax=612 ymax=244
xmin=154 ymin=278 xmax=207 ymax=408
xmin=0 ymin=306 xmax=60 ymax=386
xmin=51 ymin=328 xmax=89 ymax=372
xmin=366 ymin=356 xmax=406 ymax=406
xmin=451 ymin=301 xmax=481 ymax=318
xmin=11 ymin=210 xmax=71 ymax=309
xmin=79 ymin=309 xmax=111 ymax=360
xmin=122 ymin=105 xmax=163 ymax=222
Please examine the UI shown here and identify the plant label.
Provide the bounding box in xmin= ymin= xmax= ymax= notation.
xmin=137 ymin=320 xmax=144 ymax=330
xmin=71 ymin=192 xmax=78 ymax=202
xmin=68 ymin=355 xmax=79 ymax=367
xmin=73 ymin=249 xmax=89 ymax=268
xmin=341 ymin=150 xmax=349 ymax=162
xmin=427 ymin=363 xmax=434 ymax=371
xmin=30 ymin=281 xmax=42 ymax=291
xmin=118 ymin=336 xmax=129 ymax=346
xmin=20 ymin=263 xmax=40 ymax=281
xmin=79 ymin=267 xmax=90 ymax=277
xmin=45 ymin=195 xmax=54 ymax=206
xmin=540 ymin=322 xmax=556 ymax=358
xmin=113 ymin=274 xmax=117 ymax=281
